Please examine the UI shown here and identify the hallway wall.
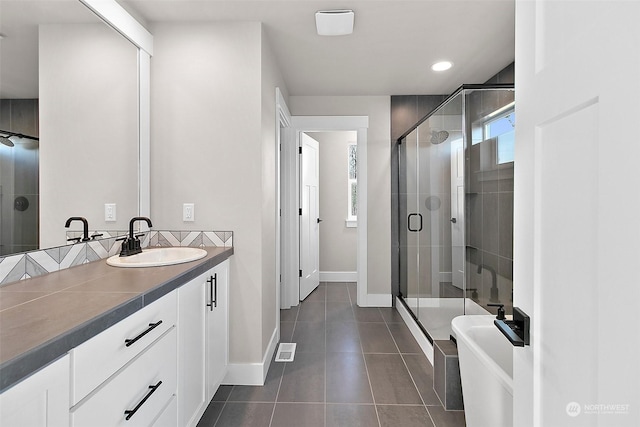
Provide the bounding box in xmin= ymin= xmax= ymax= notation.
xmin=289 ymin=96 xmax=391 ymax=296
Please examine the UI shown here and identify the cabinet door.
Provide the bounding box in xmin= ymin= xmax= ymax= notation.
xmin=177 ymin=272 xmax=207 ymax=427
xmin=0 ymin=355 xmax=70 ymax=427
xmin=206 ymin=260 xmax=229 ymax=400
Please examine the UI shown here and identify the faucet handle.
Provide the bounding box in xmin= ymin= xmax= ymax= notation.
xmin=487 ymin=303 xmax=506 ymax=320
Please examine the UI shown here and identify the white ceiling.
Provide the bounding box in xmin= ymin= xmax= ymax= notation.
xmin=120 ymin=0 xmax=515 ymax=96
xmin=0 ymin=0 xmax=515 ymax=98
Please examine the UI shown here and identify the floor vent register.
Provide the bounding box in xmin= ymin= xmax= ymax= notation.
xmin=274 ymin=343 xmax=297 ymax=362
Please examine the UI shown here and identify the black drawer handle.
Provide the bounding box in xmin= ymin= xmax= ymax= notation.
xmin=124 ymin=381 xmax=162 ymax=421
xmin=125 ymin=320 xmax=163 ymax=347
xmin=206 ymin=274 xmax=218 ymax=311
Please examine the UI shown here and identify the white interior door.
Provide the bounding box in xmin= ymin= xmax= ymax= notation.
xmin=515 ymin=1 xmax=640 ymax=426
xmin=450 ymin=138 xmax=465 ymax=290
xmin=299 ymin=133 xmax=320 ymax=300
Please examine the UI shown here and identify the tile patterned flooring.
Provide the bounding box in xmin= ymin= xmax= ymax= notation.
xmin=197 ymin=282 xmax=466 ymax=427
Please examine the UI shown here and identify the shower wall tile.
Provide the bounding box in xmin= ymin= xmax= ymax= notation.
xmin=484 ymin=62 xmax=515 ymax=85
xmin=498 ymin=164 xmax=515 ymax=192
xmin=481 ymin=192 xmax=500 ymax=255
xmin=498 ymin=192 xmax=514 ymax=259
xmin=0 ymin=230 xmax=233 ymax=287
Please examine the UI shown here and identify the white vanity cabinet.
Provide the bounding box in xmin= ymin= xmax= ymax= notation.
xmin=70 ymin=292 xmax=177 ymax=405
xmin=69 ymin=292 xmax=178 ymax=427
xmin=0 ymin=252 xmax=231 ymax=427
xmin=206 ymin=260 xmax=229 ymax=398
xmin=70 ymin=328 xmax=177 ymax=427
xmin=0 ymin=355 xmax=70 ymax=427
xmin=178 ymin=260 xmax=229 ymax=427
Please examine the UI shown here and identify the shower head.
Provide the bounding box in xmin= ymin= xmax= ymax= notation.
xmin=0 ymin=129 xmax=39 ymax=146
xmin=0 ymin=135 xmax=14 ymax=147
xmin=430 ymin=130 xmax=449 ymax=145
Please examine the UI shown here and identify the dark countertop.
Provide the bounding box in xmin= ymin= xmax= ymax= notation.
xmin=0 ymin=246 xmax=233 ymax=392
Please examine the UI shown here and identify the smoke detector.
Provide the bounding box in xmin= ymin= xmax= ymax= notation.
xmin=315 ymin=10 xmax=354 ymax=36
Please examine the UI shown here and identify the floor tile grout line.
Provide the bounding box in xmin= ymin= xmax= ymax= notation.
xmin=384 ymin=320 xmax=439 ymax=427
xmin=324 ymin=284 xmax=327 ymax=427
xmin=212 ymin=399 xmax=228 ymax=427
xmin=351 ymin=285 xmax=383 ymax=427
xmin=268 ymin=321 xmax=292 ymax=426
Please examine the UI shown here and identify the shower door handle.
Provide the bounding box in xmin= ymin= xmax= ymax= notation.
xmin=407 ymin=213 xmax=423 ymax=232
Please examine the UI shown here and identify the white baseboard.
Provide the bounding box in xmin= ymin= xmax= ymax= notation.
xmin=319 ymin=271 xmax=357 ymax=282
xmin=395 ymin=296 xmax=434 ymax=365
xmin=223 ymin=326 xmax=279 ymax=386
xmin=359 ymin=293 xmax=392 ymax=307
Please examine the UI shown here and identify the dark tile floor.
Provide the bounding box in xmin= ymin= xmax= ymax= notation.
xmin=197 ymin=282 xmax=466 ymax=427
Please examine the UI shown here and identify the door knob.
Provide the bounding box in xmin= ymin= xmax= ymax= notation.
xmin=450 ymin=218 xmax=457 ymax=223
xmin=317 ymin=218 xmax=323 ymax=223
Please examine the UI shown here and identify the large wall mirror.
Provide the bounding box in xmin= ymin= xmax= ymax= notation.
xmin=0 ymin=0 xmax=145 ymax=255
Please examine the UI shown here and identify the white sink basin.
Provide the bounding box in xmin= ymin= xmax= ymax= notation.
xmin=106 ymin=247 xmax=207 ymax=268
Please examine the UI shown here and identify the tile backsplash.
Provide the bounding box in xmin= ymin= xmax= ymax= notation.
xmin=0 ymin=230 xmax=233 ymax=286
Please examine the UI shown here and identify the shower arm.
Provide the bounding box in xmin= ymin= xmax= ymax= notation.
xmin=0 ymin=129 xmax=40 ymax=141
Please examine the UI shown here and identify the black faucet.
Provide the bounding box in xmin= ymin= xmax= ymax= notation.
xmin=488 ymin=303 xmax=506 ymax=320
xmin=477 ymin=263 xmax=499 ymax=303
xmin=65 ymin=217 xmax=90 ymax=242
xmin=119 ymin=217 xmax=153 ymax=257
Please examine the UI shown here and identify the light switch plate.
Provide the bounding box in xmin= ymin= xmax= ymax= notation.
xmin=105 ymin=203 xmax=116 ymax=222
xmin=183 ymin=203 xmax=195 ymax=222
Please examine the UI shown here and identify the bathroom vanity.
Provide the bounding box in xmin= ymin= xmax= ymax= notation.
xmin=0 ymin=246 xmax=232 ymax=427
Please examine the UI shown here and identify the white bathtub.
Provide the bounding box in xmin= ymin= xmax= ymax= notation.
xmin=452 ymin=315 xmax=513 ymax=427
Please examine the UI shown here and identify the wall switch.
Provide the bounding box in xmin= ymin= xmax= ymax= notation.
xmin=105 ymin=203 xmax=116 ymax=222
xmin=183 ymin=203 xmax=195 ymax=222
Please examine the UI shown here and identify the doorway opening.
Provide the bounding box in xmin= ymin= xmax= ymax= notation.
xmin=278 ymin=114 xmax=369 ymax=311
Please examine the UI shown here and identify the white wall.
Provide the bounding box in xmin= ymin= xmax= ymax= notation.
xmin=306 ymin=131 xmax=357 ymax=273
xmin=260 ymin=25 xmax=289 ymax=356
xmin=39 ymin=24 xmax=138 ymax=247
xmin=150 ymin=22 xmax=287 ymax=372
xmin=289 ymin=96 xmax=391 ymax=295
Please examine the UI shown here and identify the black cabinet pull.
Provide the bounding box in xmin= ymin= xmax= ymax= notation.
xmin=124 ymin=381 xmax=162 ymax=421
xmin=206 ymin=274 xmax=218 ymax=311
xmin=124 ymin=320 xmax=163 ymax=347
xmin=407 ymin=213 xmax=423 ymax=232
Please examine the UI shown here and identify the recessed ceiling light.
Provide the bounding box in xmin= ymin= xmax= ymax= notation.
xmin=431 ymin=61 xmax=453 ymax=72
xmin=315 ymin=10 xmax=354 ymax=36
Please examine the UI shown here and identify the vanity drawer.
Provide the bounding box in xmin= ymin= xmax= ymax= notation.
xmin=71 ymin=291 xmax=177 ymax=404
xmin=71 ymin=327 xmax=177 ymax=427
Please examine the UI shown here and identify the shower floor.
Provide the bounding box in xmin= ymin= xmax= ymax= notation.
xmin=403 ymin=297 xmax=489 ymax=341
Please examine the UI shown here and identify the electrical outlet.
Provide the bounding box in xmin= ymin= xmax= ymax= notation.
xmin=183 ymin=203 xmax=195 ymax=222
xmin=105 ymin=203 xmax=116 ymax=222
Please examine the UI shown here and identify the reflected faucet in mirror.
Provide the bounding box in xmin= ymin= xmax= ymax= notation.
xmin=65 ymin=217 xmax=89 ymax=242
xmin=119 ymin=217 xmax=153 ymax=257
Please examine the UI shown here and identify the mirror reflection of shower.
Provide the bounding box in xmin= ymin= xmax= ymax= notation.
xmin=0 ymin=129 xmax=40 ymax=147
xmin=0 ymin=99 xmax=40 ymax=255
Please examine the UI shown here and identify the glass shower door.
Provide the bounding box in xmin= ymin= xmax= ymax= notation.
xmin=417 ymin=93 xmax=465 ymax=340
xmin=399 ymin=126 xmax=421 ymax=318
